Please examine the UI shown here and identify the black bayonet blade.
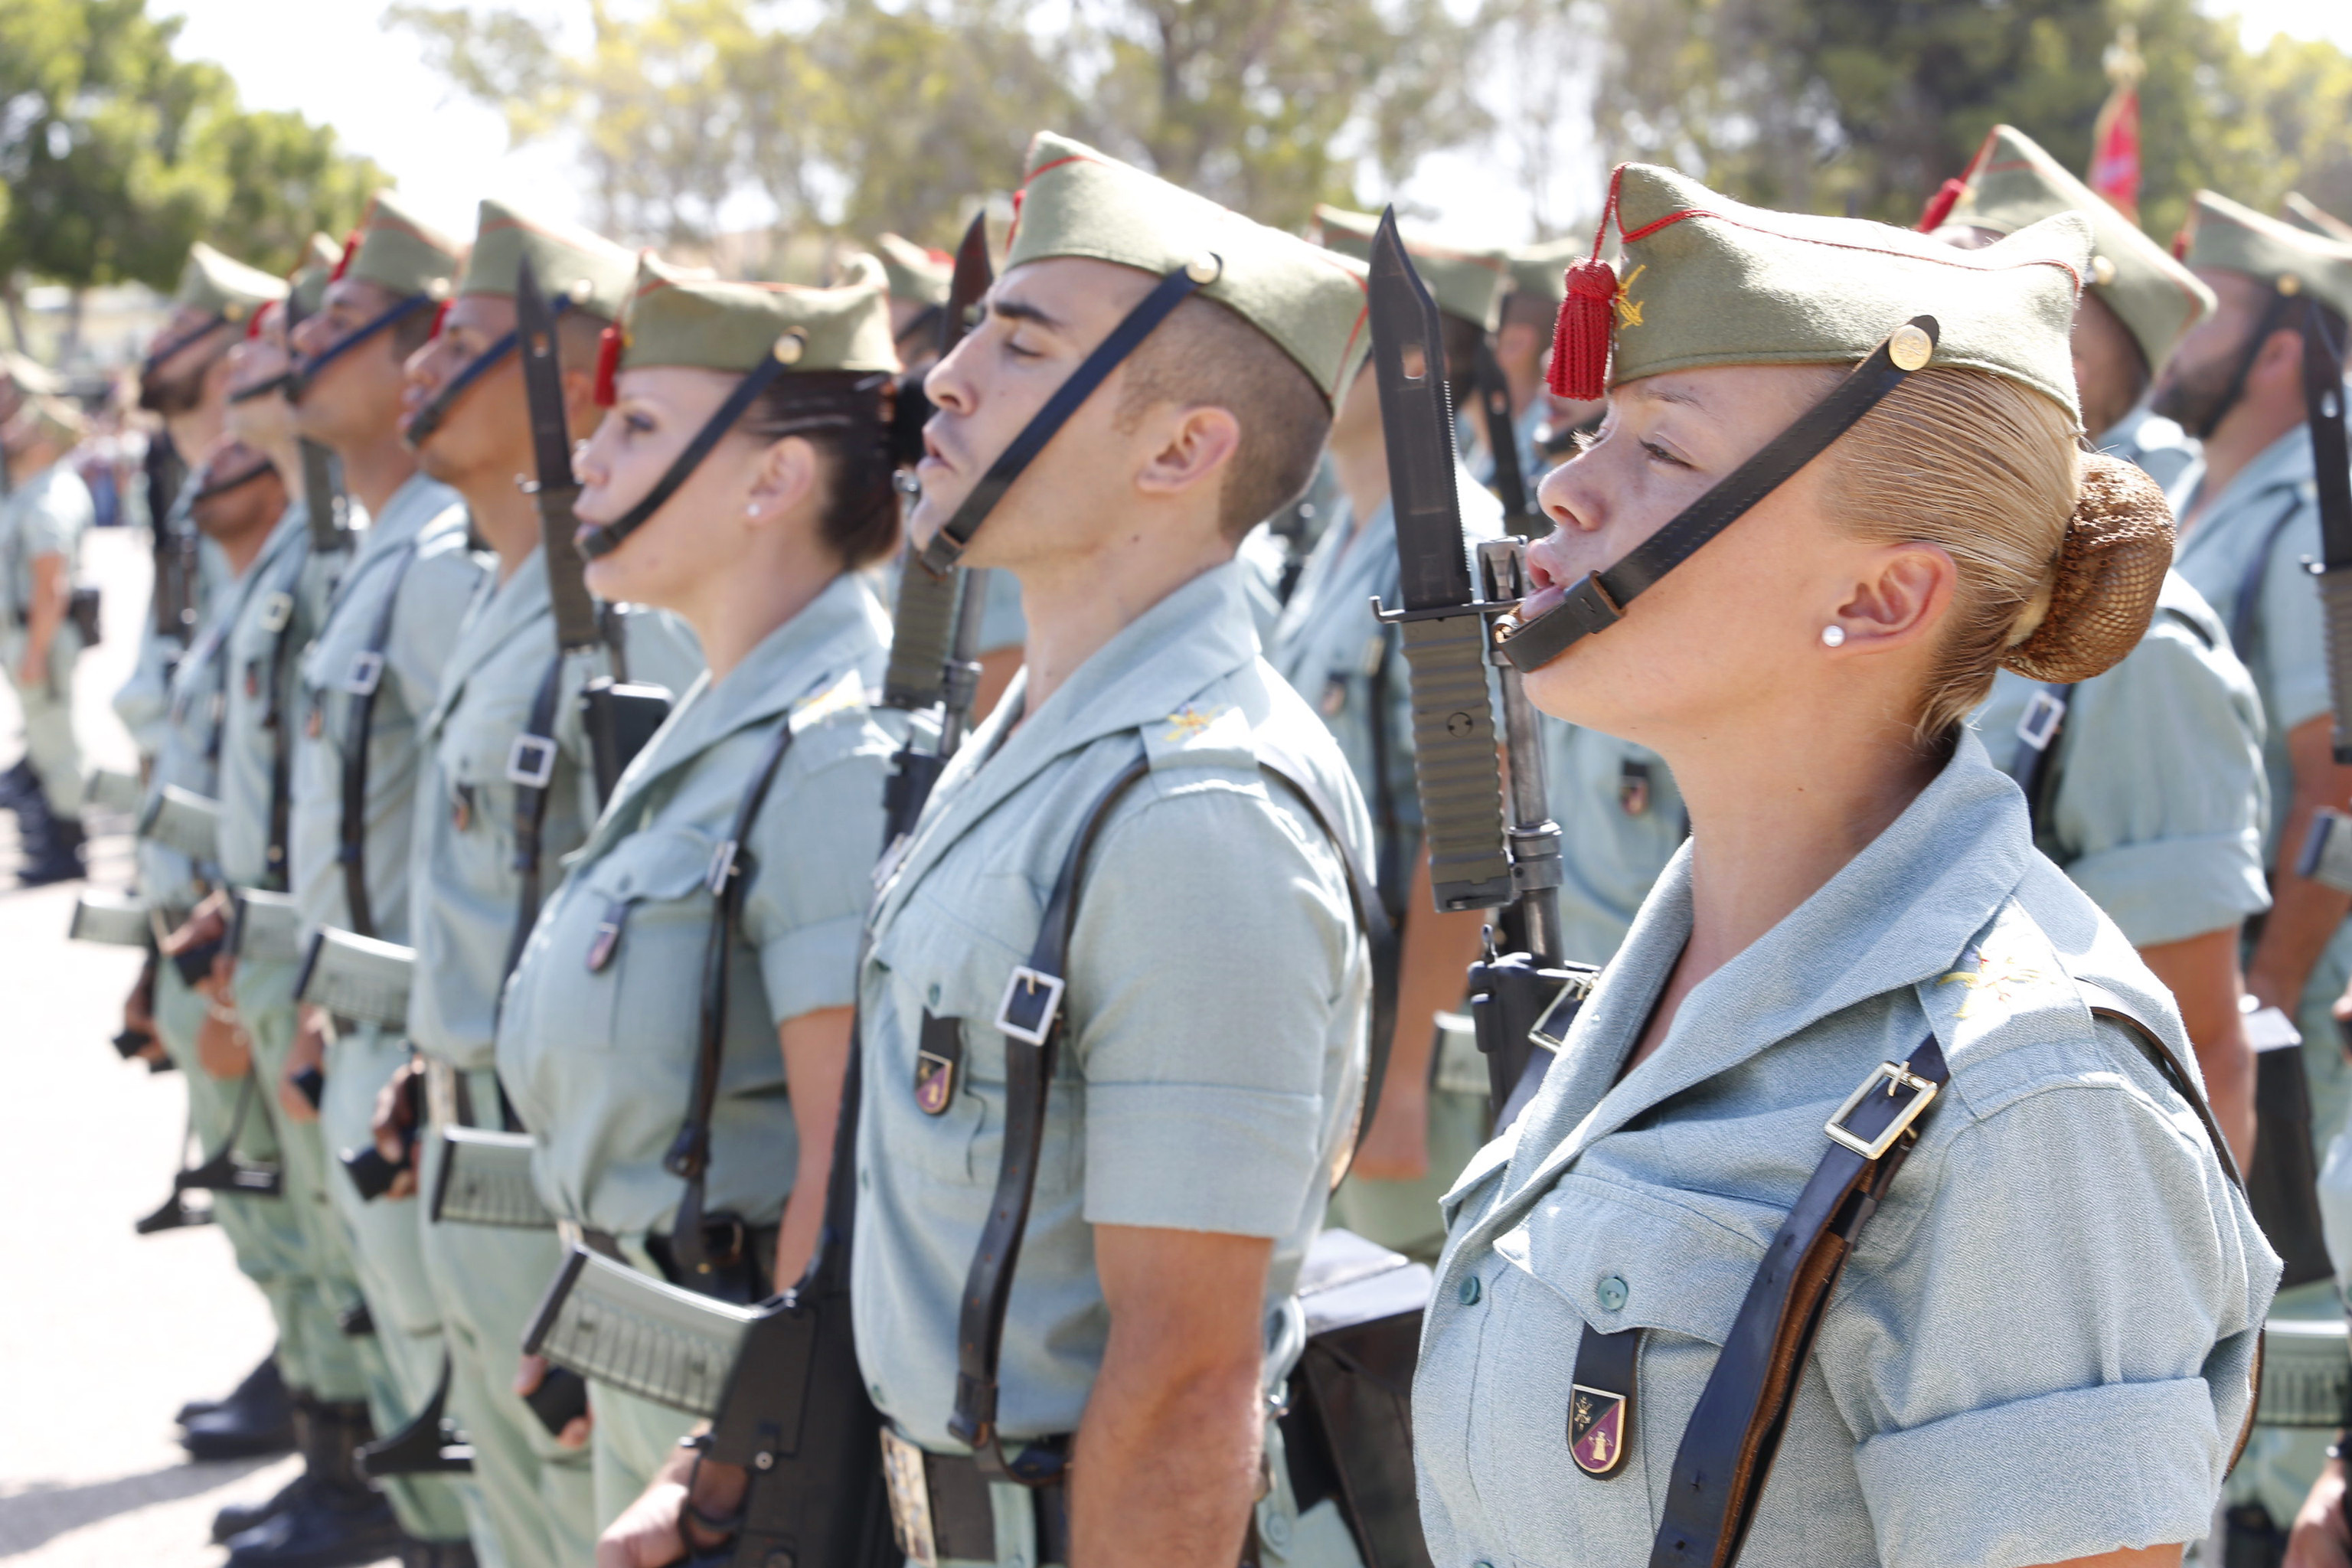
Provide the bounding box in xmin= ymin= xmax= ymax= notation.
xmin=1369 ymin=208 xmax=1513 ymax=912
xmin=939 ymin=211 xmax=995 ymax=360
xmin=517 ymin=257 xmax=601 ymax=652
xmin=1370 ymin=210 xmax=1475 ymax=612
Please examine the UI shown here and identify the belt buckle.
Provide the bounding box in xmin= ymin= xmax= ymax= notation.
xmin=1824 ymin=1060 xmax=1938 ymax=1161
xmin=2015 ymin=690 xmax=2066 ymax=753
xmin=342 ymin=650 xmax=385 ymax=697
xmin=995 ymin=965 xmax=1065 ymax=1047
xmin=877 ymin=1426 xmax=939 ymax=1568
xmin=256 ymin=590 xmax=294 ymax=634
xmin=423 ymin=1058 xmax=460 ymax=1130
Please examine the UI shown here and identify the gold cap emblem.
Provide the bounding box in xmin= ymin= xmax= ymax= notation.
xmin=1887 ymin=322 xmax=1935 ymax=372
xmin=565 ymin=278 xmax=594 ymax=305
xmin=2090 ymin=255 xmax=2117 ymax=287
xmin=2280 ymin=273 xmax=2305 ymax=296
xmin=426 ymin=277 xmax=453 ymax=302
xmin=1184 ymin=253 xmax=1223 ymax=286
xmin=773 ymin=329 xmax=808 ymax=366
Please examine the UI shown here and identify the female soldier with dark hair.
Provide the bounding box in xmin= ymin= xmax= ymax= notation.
xmin=1414 ymin=165 xmax=2275 ymax=1568
xmin=492 ymin=253 xmax=903 ymax=1529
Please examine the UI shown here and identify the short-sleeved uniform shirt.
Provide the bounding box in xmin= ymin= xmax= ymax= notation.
xmin=1975 ymin=569 xmax=2269 ymax=949
xmin=2169 ymin=424 xmax=2352 ymax=1141
xmin=500 ymin=572 xmax=896 ymax=1236
xmin=0 ymin=460 xmax=91 ymax=645
xmin=137 ymin=557 xmax=253 ymax=913
xmin=1266 ymin=458 xmax=1503 ymax=893
xmin=853 ymin=562 xmax=1374 ymax=1450
xmin=1416 ymin=733 xmax=2277 ymax=1567
xmin=406 ymin=548 xmax=704 ymax=1072
xmin=216 ymin=501 xmax=345 ymax=890
xmin=289 ymin=474 xmax=478 ymax=946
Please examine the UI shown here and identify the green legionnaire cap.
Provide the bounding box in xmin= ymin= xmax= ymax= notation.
xmin=1005 ymin=132 xmax=1370 ymax=405
xmin=2180 ymin=188 xmax=2352 ymax=322
xmin=339 ymin=191 xmax=463 ymax=302
xmin=459 ymin=199 xmax=635 ymax=323
xmin=875 ymin=234 xmax=953 ymax=309
xmin=178 ymin=242 xmax=289 ymax=326
xmin=1581 ymin=162 xmax=2091 ymax=423
xmin=290 ymin=233 xmax=344 ymax=316
xmin=2284 ymin=191 xmax=2352 ymax=246
xmin=1506 ymin=234 xmax=1587 ymax=309
xmin=615 ymin=250 xmax=897 ymax=378
xmin=1940 ymin=123 xmax=2214 ymax=375
xmin=1314 ymin=204 xmax=1509 ymax=331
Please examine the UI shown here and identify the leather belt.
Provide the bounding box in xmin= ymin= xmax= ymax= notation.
xmin=880 ymin=1426 xmax=1070 ymax=1566
xmin=553 ymin=1217 xmax=779 ymax=1306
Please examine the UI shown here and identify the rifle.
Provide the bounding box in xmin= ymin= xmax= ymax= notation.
xmin=880 ymin=214 xmax=996 ymax=849
xmin=284 ymin=283 xmax=354 ymax=555
xmin=1365 ymin=209 xmax=1590 ymax=1130
xmin=514 ymin=257 xmax=671 ymax=808
xmin=1470 ymin=338 xmax=1543 ymax=538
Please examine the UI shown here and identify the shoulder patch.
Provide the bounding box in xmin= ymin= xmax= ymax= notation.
xmin=1143 ymin=699 xmax=1258 ymax=774
xmin=789 ymin=668 xmax=868 ymax=733
xmin=1936 ymin=916 xmax=2067 ymax=1024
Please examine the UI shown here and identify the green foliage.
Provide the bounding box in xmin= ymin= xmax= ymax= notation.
xmin=0 ymin=0 xmax=384 ymax=290
xmin=391 ymin=0 xmax=1488 ymax=260
xmin=1589 ymin=0 xmax=2352 ymax=245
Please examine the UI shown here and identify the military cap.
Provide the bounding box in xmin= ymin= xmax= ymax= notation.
xmin=2283 ymin=191 xmax=2352 ymax=246
xmin=337 ymin=191 xmax=463 ymax=302
xmin=289 ymin=233 xmax=344 ymax=316
xmin=1005 ymin=132 xmax=1369 ymax=404
xmin=616 ymin=251 xmax=897 ymax=377
xmin=177 ymin=242 xmax=289 ymax=326
xmin=1938 ymin=124 xmax=2213 ymax=375
xmin=1505 ymin=234 xmax=1586 ymax=308
xmin=456 ymin=199 xmax=635 ymax=323
xmin=1592 ymin=162 xmax=2091 ymax=421
xmin=2179 ymin=188 xmax=2352 ymax=323
xmin=1313 ymin=204 xmax=1509 ymax=331
xmin=874 ymin=233 xmax=953 ymax=309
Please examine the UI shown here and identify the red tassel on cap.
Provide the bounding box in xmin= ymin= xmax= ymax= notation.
xmin=328 ymin=228 xmax=360 ymax=283
xmin=593 ymin=325 xmax=623 ymax=408
xmin=1547 ymin=167 xmax=1628 ymax=401
xmin=1915 ymin=178 xmax=1965 ymax=234
xmin=427 ymin=299 xmax=452 ymax=339
xmin=244 ymin=303 xmax=270 ymax=341
xmin=2169 ymin=227 xmax=2191 ymax=260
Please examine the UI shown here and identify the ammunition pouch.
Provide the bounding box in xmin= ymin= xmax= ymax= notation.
xmin=2255 ymin=1318 xmax=2350 ymax=1429
xmin=69 ymin=890 xmax=152 ymax=949
xmin=429 ymin=1126 xmax=555 ymax=1229
xmin=83 ymin=765 xmax=143 ymax=815
xmin=141 ymin=783 xmax=222 ymax=864
xmin=297 ymin=929 xmax=415 ymax=1032
xmin=230 ymin=888 xmax=302 ymax=965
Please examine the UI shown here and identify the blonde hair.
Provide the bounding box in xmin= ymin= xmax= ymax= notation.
xmin=1815 ymin=367 xmax=2081 ymax=743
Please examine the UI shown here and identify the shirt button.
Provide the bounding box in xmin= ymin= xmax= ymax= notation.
xmin=1458 ymin=1274 xmax=1483 ymax=1306
xmin=1596 ymin=1274 xmax=1628 ymax=1312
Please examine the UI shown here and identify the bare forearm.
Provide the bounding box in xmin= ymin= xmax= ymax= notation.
xmin=1390 ymin=851 xmax=1488 ymax=1084
xmin=2251 ymin=717 xmax=2352 ymax=1011
xmin=2138 ymin=927 xmax=2256 ymax=1169
xmin=775 ymin=1006 xmax=851 ymax=1289
xmin=24 ymin=552 xmax=64 ymax=666
xmin=1069 ymin=1358 xmax=1262 ymax=1567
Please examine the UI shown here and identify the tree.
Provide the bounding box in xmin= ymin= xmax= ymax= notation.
xmin=0 ymin=0 xmax=384 ymax=330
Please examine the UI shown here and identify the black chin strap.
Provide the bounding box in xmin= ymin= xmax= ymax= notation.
xmin=1498 ymin=316 xmax=1939 ymax=674
xmin=913 ymin=260 xmax=1214 ymax=574
xmin=2190 ymin=288 xmax=2297 ymax=443
xmin=292 ymin=294 xmax=434 ymax=400
xmin=404 ymin=299 xmax=580 ymax=448
xmin=141 ymin=315 xmax=228 ymax=380
xmin=227 ymin=369 xmax=294 ymax=406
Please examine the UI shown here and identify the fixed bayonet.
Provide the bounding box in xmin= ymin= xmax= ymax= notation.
xmin=881 ymin=213 xmax=998 ymax=850
xmin=516 ymin=257 xmax=603 ymax=654
xmin=1367 ymin=208 xmax=1588 ymax=1127
xmin=1473 ymin=339 xmax=1541 ymax=537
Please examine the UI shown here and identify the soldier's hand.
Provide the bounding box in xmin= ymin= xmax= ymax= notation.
xmin=279 ymin=1006 xmax=332 ymax=1122
xmin=371 ymin=1058 xmax=424 ymax=1200
xmin=2289 ymin=1455 xmax=2352 ymax=1568
xmin=1351 ymin=1079 xmax=1431 ymax=1182
xmin=163 ymin=895 xmax=230 ymax=995
xmin=515 ymin=1354 xmax=593 ymax=1449
xmin=196 ymin=998 xmax=251 ymax=1079
xmin=596 ymin=1434 xmax=749 ymax=1568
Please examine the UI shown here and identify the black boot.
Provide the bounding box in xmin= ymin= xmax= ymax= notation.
xmin=182 ymin=1354 xmax=298 ymax=1461
xmin=0 ymin=758 xmax=38 ymax=812
xmin=178 ymin=1348 xmax=287 ymax=1427
xmin=18 ymin=810 xmax=83 ymax=886
xmin=211 ymin=1395 xmax=316 ymax=1543
xmin=224 ymin=1400 xmax=403 ymax=1568
xmin=400 ymin=1540 xmax=479 ymax=1568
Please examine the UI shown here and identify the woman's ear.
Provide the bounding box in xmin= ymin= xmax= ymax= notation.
xmin=743 ymin=433 xmax=821 ymax=524
xmin=1829 ymin=541 xmax=1955 ymax=650
xmin=1134 ymin=404 xmax=1242 ymax=500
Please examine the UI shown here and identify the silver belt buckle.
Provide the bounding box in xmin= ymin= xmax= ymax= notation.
xmin=423 ymin=1057 xmax=460 ymax=1130
xmin=877 ymin=1426 xmax=939 ymax=1568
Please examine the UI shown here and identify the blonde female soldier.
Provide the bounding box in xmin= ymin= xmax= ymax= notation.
xmin=1413 ymin=165 xmax=2275 ymax=1568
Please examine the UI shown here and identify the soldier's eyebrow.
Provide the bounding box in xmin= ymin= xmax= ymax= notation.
xmin=988 ymin=293 xmax=1063 ymax=331
xmin=1628 ymin=380 xmax=1707 ymax=409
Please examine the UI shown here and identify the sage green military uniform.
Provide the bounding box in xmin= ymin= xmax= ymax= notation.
xmin=495 ymin=249 xmax=900 ymax=1524
xmin=2158 ymin=191 xmax=2352 ymax=1530
xmin=854 ymin=132 xmax=1379 ymax=1568
xmin=291 ymin=469 xmax=482 ymax=1548
xmin=1285 ymin=208 xmax=1507 ymax=1261
xmin=1417 ymin=158 xmax=2273 ymax=1567
xmin=117 ymin=245 xmax=287 ymax=762
xmin=0 ymin=448 xmax=92 ymax=816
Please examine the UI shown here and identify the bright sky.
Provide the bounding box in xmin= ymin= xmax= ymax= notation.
xmin=158 ymin=0 xmax=2352 ymax=253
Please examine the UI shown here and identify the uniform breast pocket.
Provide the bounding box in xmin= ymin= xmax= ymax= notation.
xmin=1468 ymin=1174 xmax=1782 ymax=1567
xmin=867 ymin=877 xmax=1038 ymax=1186
xmin=573 ymin=826 xmax=720 ymax=1067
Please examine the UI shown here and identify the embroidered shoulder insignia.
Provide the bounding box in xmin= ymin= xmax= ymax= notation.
xmin=1162 ymin=703 xmax=1225 ymax=741
xmin=1937 ymin=928 xmax=2056 ymax=1021
xmin=790 ymin=669 xmax=866 ymax=733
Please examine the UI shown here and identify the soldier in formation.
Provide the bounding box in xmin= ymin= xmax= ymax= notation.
xmin=39 ymin=105 xmax=2352 ymax=1568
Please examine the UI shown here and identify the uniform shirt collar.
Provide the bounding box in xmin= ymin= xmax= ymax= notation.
xmin=1501 ymin=729 xmax=2032 ymax=1204
xmin=2173 ymin=422 xmax=2314 ymax=526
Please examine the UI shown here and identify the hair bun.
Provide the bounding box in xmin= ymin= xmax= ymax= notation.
xmin=2001 ymin=451 xmax=2173 ymax=683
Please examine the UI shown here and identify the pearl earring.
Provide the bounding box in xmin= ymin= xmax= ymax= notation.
xmin=1821 ymin=625 xmax=1846 ymax=648
xmin=746 ymin=503 xmax=762 ymax=518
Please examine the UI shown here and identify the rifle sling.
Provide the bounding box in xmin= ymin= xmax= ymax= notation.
xmin=338 ymin=544 xmax=422 ymax=939
xmin=1650 ymin=985 xmax=2247 ymax=1568
xmin=1474 ymin=338 xmax=1537 ymax=535
xmin=664 ymin=710 xmax=805 ymax=1279
xmin=1500 ymin=318 xmax=1936 ymax=674
xmin=2006 ymin=681 xmax=2075 ymax=845
xmin=501 ymin=653 xmax=569 ymax=990
xmin=260 ymin=535 xmax=312 ymax=892
xmin=2298 ymin=308 xmax=2352 ymax=761
xmin=946 ymin=743 xmax=1398 ymax=1481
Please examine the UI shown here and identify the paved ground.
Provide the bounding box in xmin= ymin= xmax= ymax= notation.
xmin=0 ymin=528 xmax=374 ymax=1567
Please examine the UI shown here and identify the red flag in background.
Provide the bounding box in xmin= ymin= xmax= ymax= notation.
xmin=2088 ymin=26 xmax=2145 ymax=221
